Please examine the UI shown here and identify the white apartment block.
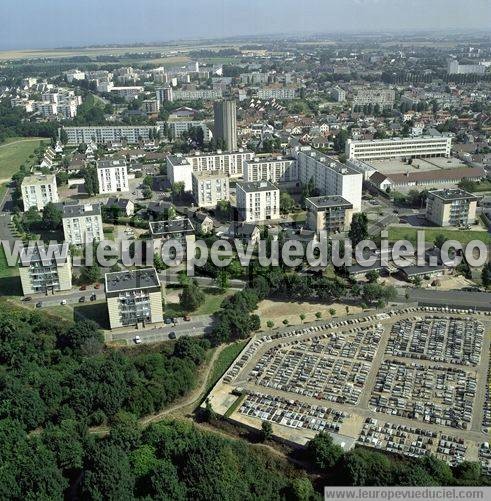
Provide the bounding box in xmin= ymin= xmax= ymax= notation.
xmin=65 ymin=69 xmax=85 ymax=82
xmin=21 ymin=173 xmax=59 ymax=211
xmin=352 ymin=88 xmax=395 ymax=108
xmin=331 ymin=86 xmax=346 ymax=102
xmin=172 ymin=89 xmax=223 ymax=100
xmin=296 ymin=149 xmax=363 ymax=212
xmin=97 ymin=158 xmax=129 ymax=194
xmin=191 ymin=171 xmax=230 ymax=208
xmin=185 ymin=150 xmax=254 ymax=178
xmin=425 ymin=189 xmax=478 ymax=227
xmin=447 ymin=60 xmax=486 ymax=75
xmin=64 ymin=126 xmax=154 ymax=145
xmin=167 ymin=120 xmax=212 ymax=141
xmin=168 ymin=150 xmax=254 ymax=190
xmin=256 ymin=87 xmax=297 ymax=100
xmin=236 ymin=180 xmax=280 ymax=223
xmin=345 ymin=136 xmax=452 ymax=161
xmin=62 ymin=203 xmax=104 ymax=245
xmin=110 ymin=86 xmax=144 ymax=100
xmin=243 ymin=157 xmax=298 ymax=184
xmin=156 ymin=86 xmax=174 ymax=103
xmin=105 ymin=268 xmax=163 ymax=329
xmin=18 ymin=244 xmax=72 ymax=295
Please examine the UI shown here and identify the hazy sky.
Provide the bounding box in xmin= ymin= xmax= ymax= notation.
xmin=1 ymin=0 xmax=490 ymax=50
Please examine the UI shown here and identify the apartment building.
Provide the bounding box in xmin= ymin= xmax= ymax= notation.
xmin=167 ymin=150 xmax=254 ymax=190
xmin=63 ymin=126 xmax=154 ymax=145
xmin=19 ymin=244 xmax=72 ymax=295
xmin=447 ymin=60 xmax=486 ymax=75
xmin=331 ymin=86 xmax=346 ymax=102
xmin=425 ymin=189 xmax=478 ymax=227
xmin=191 ymin=171 xmax=230 ymax=208
xmin=243 ymin=157 xmax=298 ymax=184
xmin=105 ymin=268 xmax=163 ymax=329
xmin=156 ymin=86 xmax=174 ymax=103
xmin=110 ymin=86 xmax=144 ymax=100
xmin=62 ymin=203 xmax=104 ymax=245
xmin=21 ymin=173 xmax=59 ymax=211
xmin=142 ymin=99 xmax=160 ymax=114
xmin=167 ymin=119 xmax=212 ymax=141
xmin=149 ymin=219 xmax=196 ymax=258
xmin=296 ymin=149 xmax=363 ymax=212
xmin=256 ymin=87 xmax=297 ymax=100
xmin=236 ymin=181 xmax=280 ymax=223
xmin=305 ymin=196 xmax=354 ymax=234
xmin=173 ymin=89 xmax=223 ymax=100
xmin=352 ymin=88 xmax=395 ymax=108
xmin=97 ymin=158 xmax=129 ymax=194
xmin=345 ymin=136 xmax=452 ymax=161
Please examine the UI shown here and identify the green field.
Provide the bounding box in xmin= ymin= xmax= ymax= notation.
xmin=0 ymin=137 xmax=47 ymax=180
xmin=205 ymin=340 xmax=248 ymax=394
xmin=388 ymin=226 xmax=491 ymax=245
xmin=0 ymin=245 xmax=19 ymax=279
xmin=164 ymin=288 xmax=235 ymax=317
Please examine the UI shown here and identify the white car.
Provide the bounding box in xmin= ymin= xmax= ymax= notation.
xmin=134 ymin=336 xmax=142 ymax=344
xmin=60 ymin=299 xmax=67 ymax=305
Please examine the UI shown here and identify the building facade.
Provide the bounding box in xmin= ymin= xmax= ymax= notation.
xmin=105 ymin=268 xmax=163 ymax=329
xmin=243 ymin=157 xmax=298 ymax=184
xmin=191 ymin=171 xmax=230 ymax=208
xmin=236 ymin=180 xmax=280 ymax=223
xmin=296 ymin=148 xmax=363 ymax=212
xmin=97 ymin=158 xmax=129 ymax=194
xmin=63 ymin=126 xmax=155 ymax=145
xmin=352 ymin=88 xmax=395 ymax=108
xmin=19 ymin=244 xmax=72 ymax=295
xmin=62 ymin=203 xmax=104 ymax=245
xmin=425 ymin=189 xmax=478 ymax=227
xmin=305 ymin=196 xmax=354 ymax=234
xmin=21 ymin=173 xmax=59 ymax=211
xmin=346 ymin=136 xmax=452 ymax=161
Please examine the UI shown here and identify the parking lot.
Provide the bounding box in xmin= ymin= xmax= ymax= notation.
xmin=208 ymin=306 xmax=491 ymax=473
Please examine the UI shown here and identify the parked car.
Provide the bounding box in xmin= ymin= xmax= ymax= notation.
xmin=168 ymin=331 xmax=176 ymax=340
xmin=60 ymin=299 xmax=67 ymax=305
xmin=164 ymin=317 xmax=172 ymax=324
xmin=94 ymin=283 xmax=101 ymax=289
xmin=79 ymin=296 xmax=86 ymax=303
xmin=90 ymin=293 xmax=97 ymax=301
xmin=80 ymin=285 xmax=86 ymax=291
xmin=35 ymin=302 xmax=43 ymax=308
xmin=134 ymin=336 xmax=142 ymax=344
xmin=22 ymin=296 xmax=32 ymax=302
xmin=183 ymin=315 xmax=191 ymax=322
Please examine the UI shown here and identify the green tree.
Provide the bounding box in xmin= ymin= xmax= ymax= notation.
xmin=266 ymin=320 xmax=274 ymax=329
xmin=434 ymin=234 xmax=448 ymax=250
xmin=481 ymin=262 xmax=491 ymax=288
xmin=83 ymin=166 xmax=99 ymax=196
xmin=348 ymin=213 xmax=368 ymax=247
xmin=307 ymin=431 xmax=344 ymax=469
xmin=80 ymin=264 xmax=102 ymax=285
xmin=280 ymin=192 xmax=295 ymax=214
xmin=41 ymin=202 xmax=62 ymax=231
xmin=261 ymin=420 xmax=273 ymax=441
xmin=179 ymin=281 xmax=205 ymax=312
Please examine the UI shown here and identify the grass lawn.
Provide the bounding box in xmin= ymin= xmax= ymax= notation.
xmin=164 ymin=288 xmax=235 ymax=317
xmin=205 ymin=340 xmax=248 ymax=394
xmin=388 ymin=226 xmax=491 ymax=245
xmin=0 ymin=246 xmax=19 ymax=279
xmin=471 ymin=180 xmax=491 ymax=192
xmin=0 ymin=137 xmax=47 ymax=179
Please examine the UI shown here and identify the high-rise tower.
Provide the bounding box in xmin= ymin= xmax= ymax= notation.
xmin=213 ymin=99 xmax=237 ymax=151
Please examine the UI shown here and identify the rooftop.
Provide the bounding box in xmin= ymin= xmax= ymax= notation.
xmin=167 ymin=155 xmax=191 ymax=166
xmin=306 ymin=195 xmax=353 ymax=209
xmin=105 ymin=268 xmax=160 ymax=293
xmin=97 ymin=157 xmax=127 ymax=169
xmin=299 ymin=149 xmax=359 ymax=175
xmin=236 ymin=180 xmax=279 ymax=193
xmin=63 ymin=203 xmax=101 ymax=218
xmin=427 ymin=188 xmax=478 ymax=202
xmin=21 ymin=173 xmax=56 ymax=186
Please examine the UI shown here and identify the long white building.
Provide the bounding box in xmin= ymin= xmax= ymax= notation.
xmin=97 ymin=158 xmax=129 ymax=194
xmin=345 ymin=136 xmax=452 ymax=161
xmin=243 ymin=157 xmax=298 ymax=183
xmin=63 ymin=126 xmax=156 ymax=145
xmin=296 ymin=149 xmax=362 ymax=212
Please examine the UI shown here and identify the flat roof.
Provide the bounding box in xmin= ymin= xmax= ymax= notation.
xmin=167 ymin=155 xmax=191 ymax=166
xmin=19 ymin=243 xmax=69 ymax=267
xmin=300 ymin=149 xmax=359 ymax=175
xmin=306 ymin=195 xmax=353 ymax=209
xmin=236 ymin=180 xmax=278 ymax=193
xmin=246 ymin=156 xmax=294 ymax=164
xmin=192 ymin=170 xmax=229 ymax=180
xmin=97 ymin=157 xmax=127 ymax=169
xmin=105 ymin=267 xmax=160 ymax=293
xmin=63 ymin=203 xmax=101 ymax=218
xmin=348 ymin=135 xmax=451 ymax=145
xmin=149 ymin=218 xmax=195 ymax=236
xmin=427 ymin=188 xmax=478 ymax=202
xmin=21 ymin=173 xmax=56 ymax=186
